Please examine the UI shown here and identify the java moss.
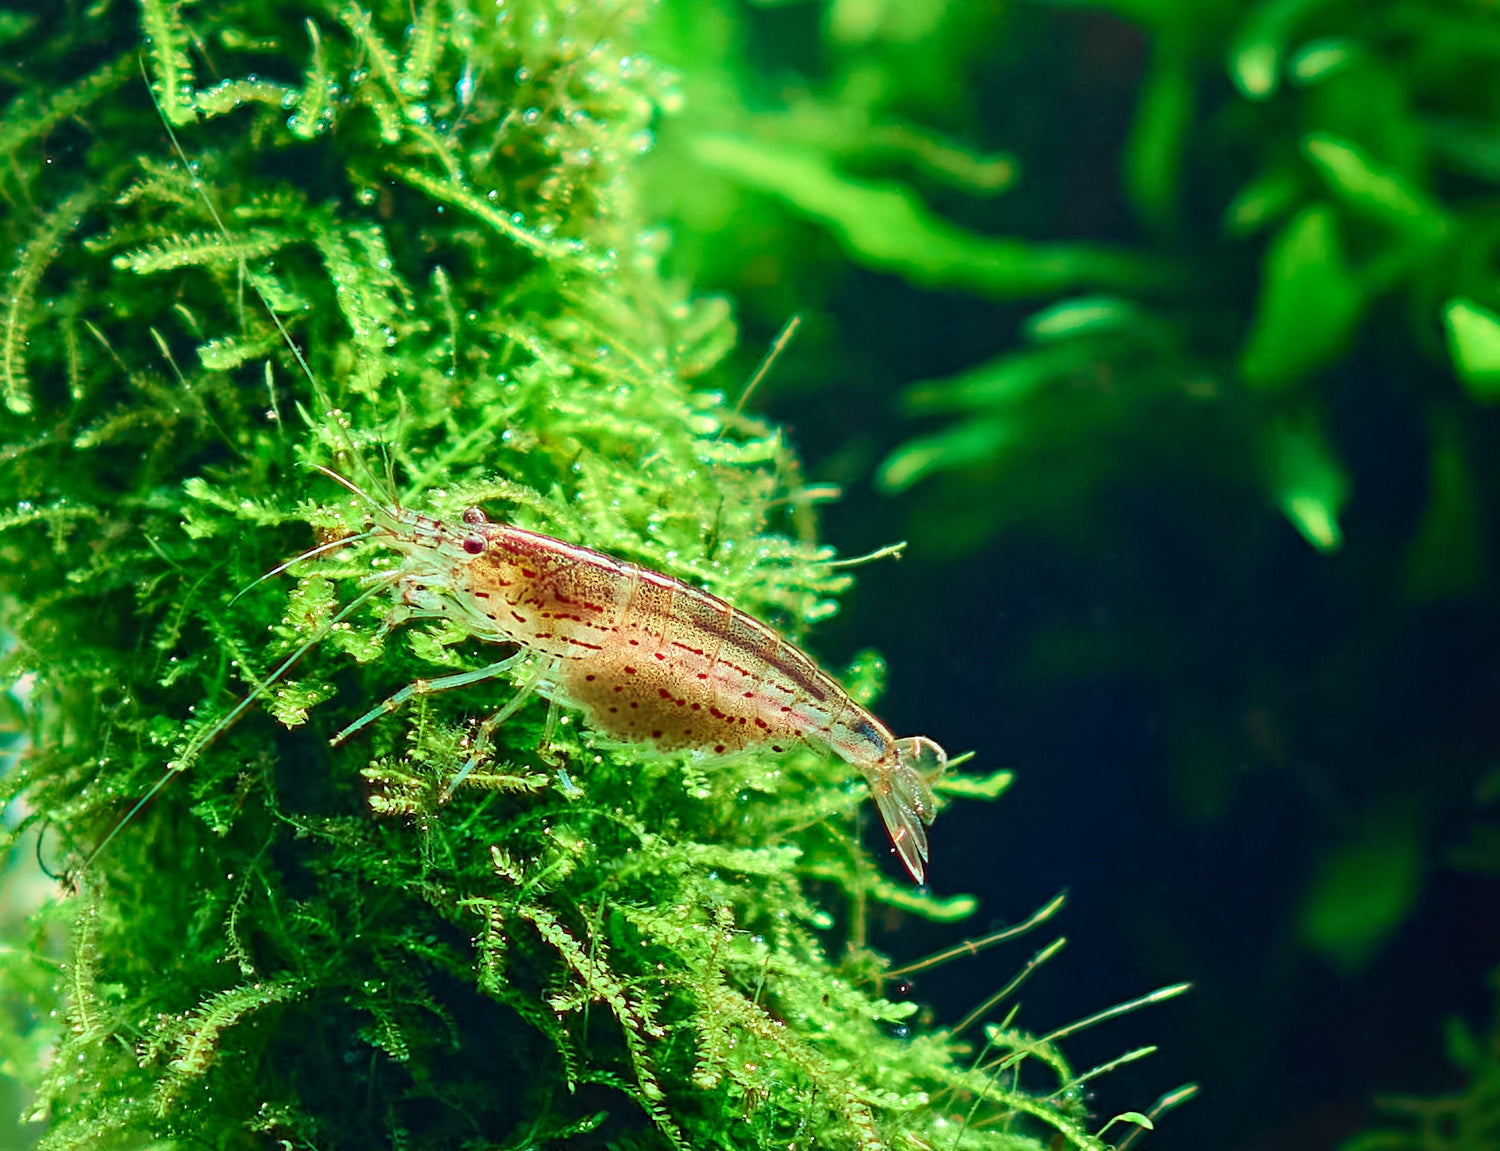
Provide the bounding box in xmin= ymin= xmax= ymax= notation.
xmin=0 ymin=2 xmax=1171 ymax=1148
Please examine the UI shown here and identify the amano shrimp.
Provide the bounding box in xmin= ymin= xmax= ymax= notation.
xmin=87 ymin=470 xmax=948 ymax=883
xmin=318 ymin=472 xmax=949 ymax=882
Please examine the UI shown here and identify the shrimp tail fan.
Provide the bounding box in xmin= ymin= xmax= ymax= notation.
xmin=865 ymin=736 xmax=946 ymax=883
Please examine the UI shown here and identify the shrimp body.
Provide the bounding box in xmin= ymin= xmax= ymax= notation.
xmin=376 ymin=503 xmax=946 ymax=881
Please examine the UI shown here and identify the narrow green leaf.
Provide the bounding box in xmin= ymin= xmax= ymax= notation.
xmin=935 ymin=769 xmax=1013 ymax=800
xmin=1302 ymin=133 xmax=1450 ymax=240
xmin=1023 ymin=295 xmax=1160 ymax=343
xmin=1267 ymin=414 xmax=1349 ymax=552
xmin=1286 ymin=37 xmax=1360 ymax=85
xmin=1442 ymin=298 xmax=1500 ymax=402
xmin=693 ymin=134 xmax=1173 ymax=298
xmin=1299 ymin=808 xmax=1423 ymax=972
xmin=869 ymin=877 xmax=978 ymax=921
xmin=868 ymin=124 xmax=1015 ymax=195
xmin=1227 ymin=0 xmax=1332 ymax=100
xmin=1223 ymin=168 xmax=1301 ymax=237
xmin=902 ymin=343 xmax=1096 ymax=415
xmin=878 ymin=416 xmax=1015 ymax=493
xmin=1241 ymin=205 xmax=1363 ymax=389
xmin=1443 ymin=1016 xmax=1481 ymax=1074
xmin=1124 ymin=46 xmax=1194 ymax=231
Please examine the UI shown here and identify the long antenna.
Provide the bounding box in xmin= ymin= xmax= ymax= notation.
xmin=228 ymin=529 xmax=377 ymax=606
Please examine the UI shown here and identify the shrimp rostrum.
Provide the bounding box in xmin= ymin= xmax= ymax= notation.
xmin=254 ymin=472 xmax=947 ymax=882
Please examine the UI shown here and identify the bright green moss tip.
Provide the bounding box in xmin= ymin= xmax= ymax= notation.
xmin=0 ymin=2 xmax=1121 ymax=1148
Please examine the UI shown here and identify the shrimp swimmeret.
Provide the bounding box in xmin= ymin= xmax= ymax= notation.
xmin=134 ymin=470 xmax=949 ymax=883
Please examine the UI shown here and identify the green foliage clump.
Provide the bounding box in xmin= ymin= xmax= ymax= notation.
xmin=0 ymin=2 xmax=1159 ymax=1148
xmin=643 ymin=0 xmax=1500 ymax=569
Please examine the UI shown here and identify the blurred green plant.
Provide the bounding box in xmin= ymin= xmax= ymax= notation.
xmin=867 ymin=0 xmax=1500 ymax=561
xmin=0 ymin=1 xmax=1184 ymax=1147
xmin=1340 ymin=966 xmax=1500 ymax=1151
xmin=647 ymin=0 xmax=1500 ymax=967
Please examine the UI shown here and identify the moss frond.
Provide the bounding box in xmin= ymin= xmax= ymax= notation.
xmin=2 ymin=187 xmax=99 ymax=414
xmin=140 ymin=0 xmax=197 ymax=126
xmin=111 ymin=227 xmax=294 ymax=274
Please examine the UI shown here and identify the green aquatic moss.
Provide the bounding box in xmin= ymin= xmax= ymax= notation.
xmin=0 ymin=2 xmax=1167 ymax=1149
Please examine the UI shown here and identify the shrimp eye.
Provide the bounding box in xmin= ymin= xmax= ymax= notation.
xmin=463 ymin=506 xmax=489 ymax=526
xmin=462 ymin=534 xmax=486 ymax=556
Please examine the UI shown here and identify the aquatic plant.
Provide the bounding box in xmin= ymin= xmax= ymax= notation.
xmin=1341 ymin=966 xmax=1500 ymax=1151
xmin=0 ymin=2 xmax=1178 ymax=1147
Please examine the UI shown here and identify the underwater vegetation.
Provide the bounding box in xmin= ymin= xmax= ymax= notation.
xmin=636 ymin=0 xmax=1500 ymax=1148
xmin=0 ymin=1 xmax=1193 ymax=1148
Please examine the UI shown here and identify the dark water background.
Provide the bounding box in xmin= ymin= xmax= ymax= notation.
xmin=674 ymin=4 xmax=1500 ymax=1150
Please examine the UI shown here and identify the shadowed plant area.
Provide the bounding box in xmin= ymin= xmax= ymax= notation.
xmin=0 ymin=1 xmax=1185 ymax=1148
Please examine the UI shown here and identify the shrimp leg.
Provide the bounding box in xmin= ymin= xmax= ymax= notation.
xmin=329 ymin=654 xmax=526 ymax=747
xmin=445 ymin=657 xmax=559 ymax=794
